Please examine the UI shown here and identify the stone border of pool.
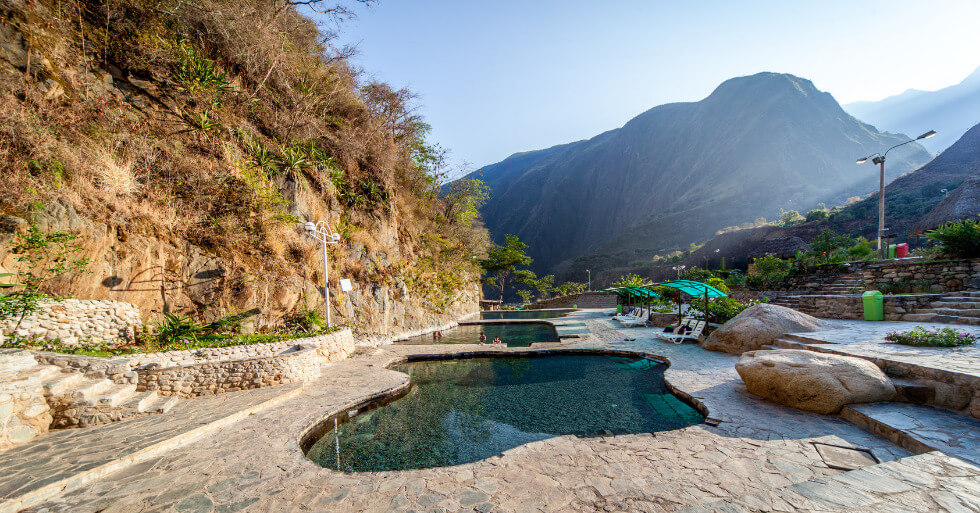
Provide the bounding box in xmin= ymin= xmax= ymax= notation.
xmin=297 ymin=346 xmax=711 ymax=470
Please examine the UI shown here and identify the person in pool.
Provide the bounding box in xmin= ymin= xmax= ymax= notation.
xmin=492 ymin=336 xmax=502 ymax=345
xmin=479 ymin=332 xmax=487 ymax=343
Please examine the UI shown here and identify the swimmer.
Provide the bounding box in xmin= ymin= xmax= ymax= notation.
xmin=479 ymin=332 xmax=487 ymax=343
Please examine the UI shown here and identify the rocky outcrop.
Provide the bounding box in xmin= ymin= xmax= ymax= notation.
xmin=0 ymin=199 xmax=480 ymax=337
xmin=702 ymin=304 xmax=822 ymax=354
xmin=735 ymin=349 xmax=896 ymax=414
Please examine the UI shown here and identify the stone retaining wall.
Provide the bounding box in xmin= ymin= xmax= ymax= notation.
xmin=530 ymin=292 xmax=617 ymax=309
xmin=136 ymin=345 xmax=322 ymax=397
xmin=766 ymin=294 xmax=940 ymax=320
xmin=861 ymin=260 xmax=980 ymax=293
xmin=33 ymin=329 xmax=355 ymax=394
xmin=32 ymin=353 xmax=137 ymax=384
xmin=1 ymin=299 xmax=140 ymax=345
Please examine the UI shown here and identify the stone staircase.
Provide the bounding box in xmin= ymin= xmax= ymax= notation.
xmin=900 ymin=290 xmax=980 ymax=326
xmin=767 ymin=272 xmax=866 ymax=309
xmin=1 ymin=350 xmax=177 ymax=433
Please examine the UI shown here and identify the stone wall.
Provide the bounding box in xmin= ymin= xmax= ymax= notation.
xmin=1 ymin=299 xmax=140 ymax=345
xmin=861 ymin=260 xmax=980 ymax=293
xmin=136 ymin=345 xmax=322 ymax=397
xmin=34 ymin=329 xmax=355 ymax=395
xmin=0 ymin=350 xmax=52 ymax=451
xmin=530 ymin=292 xmax=617 ymax=309
xmin=770 ymin=294 xmax=940 ymax=321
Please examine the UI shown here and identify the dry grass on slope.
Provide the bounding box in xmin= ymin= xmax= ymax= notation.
xmin=0 ymin=0 xmax=485 ymax=316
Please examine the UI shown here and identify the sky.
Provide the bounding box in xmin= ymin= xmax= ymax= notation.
xmin=327 ymin=0 xmax=980 ymax=175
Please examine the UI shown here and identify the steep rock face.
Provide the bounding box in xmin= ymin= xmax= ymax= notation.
xmin=0 ymin=200 xmax=478 ymax=336
xmin=735 ymin=349 xmax=896 ymax=414
xmin=467 ymin=72 xmax=931 ymax=276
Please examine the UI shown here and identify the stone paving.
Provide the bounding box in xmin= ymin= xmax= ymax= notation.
xmin=785 ymin=319 xmax=980 ymax=378
xmin=0 ymin=384 xmax=302 ymax=513
xmin=2 ymin=310 xmax=977 ymax=512
xmin=844 ymin=402 xmax=979 ymax=465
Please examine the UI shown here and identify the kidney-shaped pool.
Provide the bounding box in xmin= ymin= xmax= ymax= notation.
xmin=303 ymin=353 xmax=704 ymax=472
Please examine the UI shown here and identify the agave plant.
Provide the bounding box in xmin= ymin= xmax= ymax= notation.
xmin=0 ymin=273 xmax=19 ymax=289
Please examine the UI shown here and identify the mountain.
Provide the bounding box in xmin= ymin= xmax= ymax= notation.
xmin=679 ymin=122 xmax=980 ymax=275
xmin=845 ymin=66 xmax=980 ymax=154
xmin=466 ymin=72 xmax=932 ymax=277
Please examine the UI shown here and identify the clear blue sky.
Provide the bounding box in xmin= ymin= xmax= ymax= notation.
xmin=329 ymin=0 xmax=980 ymax=174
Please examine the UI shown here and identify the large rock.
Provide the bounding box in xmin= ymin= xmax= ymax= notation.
xmin=735 ymin=349 xmax=896 ymax=414
xmin=702 ymin=303 xmax=822 ymax=354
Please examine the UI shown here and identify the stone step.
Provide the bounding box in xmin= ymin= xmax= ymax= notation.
xmin=901 ymin=313 xmax=980 ymax=326
xmin=927 ymin=301 xmax=980 ymax=309
xmin=17 ymin=365 xmax=62 ymax=383
xmin=916 ymin=307 xmax=980 ymax=318
xmin=90 ymin=383 xmax=138 ymax=407
xmin=71 ymin=378 xmax=114 ymax=401
xmin=934 ymin=296 xmax=980 ymax=303
xmin=0 ymin=349 xmax=39 ymax=376
xmin=890 ymin=378 xmax=935 ymax=404
xmin=41 ymin=371 xmax=86 ymax=396
xmin=118 ymin=391 xmax=159 ymax=414
xmin=144 ymin=394 xmax=179 ymax=414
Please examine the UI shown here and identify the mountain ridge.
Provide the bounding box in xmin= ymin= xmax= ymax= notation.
xmin=467 ymin=71 xmax=932 ymax=276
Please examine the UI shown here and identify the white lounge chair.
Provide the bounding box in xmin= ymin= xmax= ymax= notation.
xmin=655 ymin=320 xmax=706 ymax=344
xmin=621 ymin=311 xmax=650 ymax=327
xmin=613 ymin=307 xmax=643 ymax=323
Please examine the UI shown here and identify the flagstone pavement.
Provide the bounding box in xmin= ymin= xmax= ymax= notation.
xmin=6 ymin=310 xmax=979 ymax=513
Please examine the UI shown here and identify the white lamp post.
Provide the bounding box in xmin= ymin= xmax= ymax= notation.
xmin=303 ymin=220 xmax=341 ymax=327
xmin=857 ymin=130 xmax=936 ymax=258
xmin=586 ymin=269 xmax=591 ymax=291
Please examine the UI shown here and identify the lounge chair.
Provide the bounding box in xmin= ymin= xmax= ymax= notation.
xmin=655 ymin=320 xmax=706 ymax=344
xmin=621 ymin=310 xmax=652 ymax=327
xmin=613 ymin=307 xmax=643 ymax=323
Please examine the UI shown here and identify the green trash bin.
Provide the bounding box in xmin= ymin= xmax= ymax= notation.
xmin=862 ymin=291 xmax=884 ymax=321
xmin=616 ymin=304 xmax=622 ymax=314
xmin=888 ymin=244 xmax=897 ymax=259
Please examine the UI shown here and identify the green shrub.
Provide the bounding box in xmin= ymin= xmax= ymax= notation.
xmin=923 ymin=216 xmax=980 ymax=258
xmin=171 ymin=39 xmax=229 ymax=95
xmin=702 ymin=297 xmax=758 ymax=324
xmin=885 ymin=326 xmax=976 ymax=347
xmin=805 ymin=209 xmax=828 ymax=222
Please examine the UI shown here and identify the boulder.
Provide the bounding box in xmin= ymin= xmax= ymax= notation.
xmin=702 ymin=303 xmax=822 ymax=354
xmin=735 ymin=349 xmax=896 ymax=414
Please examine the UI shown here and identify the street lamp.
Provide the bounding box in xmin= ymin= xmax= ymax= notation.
xmin=672 ymin=265 xmax=686 ymax=279
xmin=586 ymin=269 xmax=591 ymax=291
xmin=303 ymin=220 xmax=341 ymax=327
xmin=857 ymin=130 xmax=936 ymax=258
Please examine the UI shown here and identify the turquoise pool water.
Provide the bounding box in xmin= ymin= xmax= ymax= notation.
xmin=305 ymin=354 xmax=704 ymax=472
xmin=479 ymin=310 xmax=571 ymax=320
xmin=394 ymin=323 xmax=559 ymax=347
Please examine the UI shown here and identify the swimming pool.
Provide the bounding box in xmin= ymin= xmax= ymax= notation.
xmin=479 ymin=309 xmax=571 ymax=320
xmin=304 ymin=353 xmax=704 ymax=472
xmin=394 ymin=322 xmax=560 ymax=347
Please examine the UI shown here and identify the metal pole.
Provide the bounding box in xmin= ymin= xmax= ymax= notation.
xmin=878 ymin=159 xmax=886 ymax=259
xmin=322 ymin=239 xmax=331 ymax=327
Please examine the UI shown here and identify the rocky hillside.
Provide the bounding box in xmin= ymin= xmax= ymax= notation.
xmin=0 ymin=0 xmax=486 ymax=334
xmin=679 ymin=122 xmax=980 ymax=272
xmin=846 ymin=66 xmax=980 ymax=154
xmin=465 ymin=72 xmax=931 ymax=277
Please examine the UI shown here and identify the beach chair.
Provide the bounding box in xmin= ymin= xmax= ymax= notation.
xmin=621 ymin=309 xmax=651 ymax=327
xmin=613 ymin=307 xmax=642 ymax=323
xmin=657 ymin=320 xmax=706 ymax=344
xmin=652 ymin=317 xmax=692 ymax=340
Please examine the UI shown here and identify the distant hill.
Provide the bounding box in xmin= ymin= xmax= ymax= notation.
xmin=465 ymin=72 xmax=931 ymax=278
xmin=845 ymin=66 xmax=980 ymax=154
xmin=681 ymin=122 xmax=980 ymax=274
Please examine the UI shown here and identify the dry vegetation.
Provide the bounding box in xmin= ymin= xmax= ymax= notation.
xmin=0 ymin=0 xmax=488 ymax=318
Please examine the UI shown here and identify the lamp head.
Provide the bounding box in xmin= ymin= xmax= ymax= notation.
xmin=916 ymin=130 xmax=937 ymax=140
xmin=331 ymin=233 xmax=341 ymax=241
xmin=856 ymin=157 xmax=868 ymax=164
xmin=303 ymin=221 xmax=315 ymax=232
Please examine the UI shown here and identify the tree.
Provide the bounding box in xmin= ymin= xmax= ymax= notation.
xmin=442 ymin=179 xmax=490 ymax=225
xmin=0 ymin=225 xmax=90 ymax=330
xmin=810 ymin=229 xmax=854 ymax=255
xmin=779 ymin=209 xmax=804 ymax=226
xmin=805 ymin=209 xmax=828 ymax=222
xmin=516 ymin=289 xmax=534 ymax=305
xmin=611 ymin=273 xmax=646 ymax=288
xmin=478 ymin=234 xmax=533 ymax=302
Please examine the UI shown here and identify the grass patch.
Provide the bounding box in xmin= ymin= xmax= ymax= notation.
xmin=1 ymin=326 xmax=343 ymax=357
xmin=884 ymin=326 xmax=976 ymax=347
